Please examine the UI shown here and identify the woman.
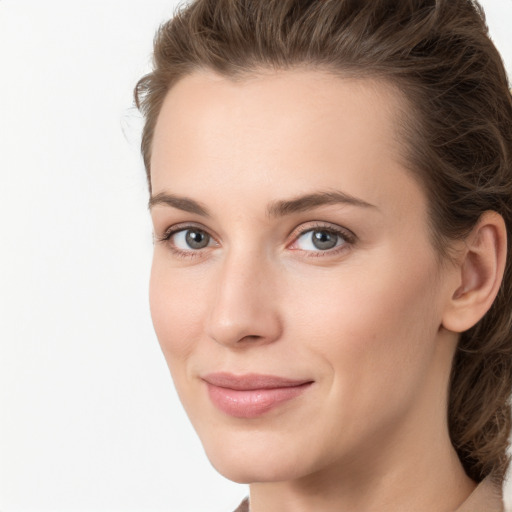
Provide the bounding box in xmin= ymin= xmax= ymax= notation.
xmin=135 ymin=0 xmax=512 ymax=510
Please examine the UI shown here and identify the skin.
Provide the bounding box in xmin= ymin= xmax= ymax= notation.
xmin=148 ymin=69 xmax=490 ymax=512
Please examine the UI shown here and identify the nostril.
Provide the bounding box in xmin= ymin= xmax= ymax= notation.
xmin=239 ymin=334 xmax=264 ymax=343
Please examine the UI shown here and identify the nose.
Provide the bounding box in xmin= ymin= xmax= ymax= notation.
xmin=205 ymin=249 xmax=283 ymax=348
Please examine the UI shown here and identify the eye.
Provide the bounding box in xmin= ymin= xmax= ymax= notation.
xmin=290 ymin=226 xmax=352 ymax=253
xmin=168 ymin=228 xmax=214 ymax=250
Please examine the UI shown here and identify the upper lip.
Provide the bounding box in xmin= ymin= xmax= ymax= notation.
xmin=201 ymin=372 xmax=313 ymax=390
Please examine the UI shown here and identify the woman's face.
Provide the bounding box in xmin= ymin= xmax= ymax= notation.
xmin=149 ymin=69 xmax=458 ymax=483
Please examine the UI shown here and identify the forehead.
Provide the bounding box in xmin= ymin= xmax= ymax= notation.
xmin=151 ymin=68 xmax=406 ymax=164
xmin=150 ymin=68 xmax=423 ymax=217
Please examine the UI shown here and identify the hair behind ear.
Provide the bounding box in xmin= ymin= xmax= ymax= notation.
xmin=444 ymin=211 xmax=511 ymax=482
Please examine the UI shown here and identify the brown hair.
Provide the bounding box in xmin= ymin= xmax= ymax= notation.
xmin=134 ymin=0 xmax=512 ymax=484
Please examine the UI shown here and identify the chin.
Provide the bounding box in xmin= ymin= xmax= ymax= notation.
xmin=208 ymin=453 xmax=304 ymax=484
xmin=200 ymin=429 xmax=318 ymax=484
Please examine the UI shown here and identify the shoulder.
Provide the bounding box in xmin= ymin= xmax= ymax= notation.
xmin=455 ymin=476 xmax=504 ymax=512
xmin=232 ymin=496 xmax=249 ymax=512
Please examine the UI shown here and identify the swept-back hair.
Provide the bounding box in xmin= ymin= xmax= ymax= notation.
xmin=135 ymin=0 xmax=512 ymax=484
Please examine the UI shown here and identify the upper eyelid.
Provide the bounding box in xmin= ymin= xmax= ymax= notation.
xmin=157 ymin=222 xmax=216 ymax=241
xmin=288 ymin=221 xmax=356 ymax=242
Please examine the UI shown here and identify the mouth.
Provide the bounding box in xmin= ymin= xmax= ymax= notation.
xmin=201 ymin=372 xmax=314 ymax=419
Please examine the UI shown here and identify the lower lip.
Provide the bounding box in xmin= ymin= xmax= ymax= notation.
xmin=205 ymin=382 xmax=313 ymax=419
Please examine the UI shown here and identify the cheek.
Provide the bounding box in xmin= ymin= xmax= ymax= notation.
xmin=149 ymin=254 xmax=208 ymax=366
xmin=286 ymin=251 xmax=441 ymax=407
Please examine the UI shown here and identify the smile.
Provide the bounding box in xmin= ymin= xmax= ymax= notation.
xmin=202 ymin=373 xmax=314 ymax=419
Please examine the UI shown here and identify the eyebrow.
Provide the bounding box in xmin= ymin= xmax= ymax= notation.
xmin=148 ymin=192 xmax=210 ymax=216
xmin=148 ymin=190 xmax=376 ymax=217
xmin=267 ymin=190 xmax=377 ymax=217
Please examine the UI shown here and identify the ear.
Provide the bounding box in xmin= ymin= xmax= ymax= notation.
xmin=441 ymin=211 xmax=507 ymax=333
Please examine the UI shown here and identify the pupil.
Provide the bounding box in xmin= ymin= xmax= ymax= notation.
xmin=312 ymin=230 xmax=337 ymax=250
xmin=186 ymin=230 xmax=209 ymax=249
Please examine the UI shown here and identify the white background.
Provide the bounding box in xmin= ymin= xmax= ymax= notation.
xmin=0 ymin=1 xmax=510 ymax=511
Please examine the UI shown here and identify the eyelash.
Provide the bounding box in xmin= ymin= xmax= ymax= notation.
xmin=288 ymin=222 xmax=356 ymax=258
xmin=156 ymin=222 xmax=214 ymax=259
xmin=156 ymin=222 xmax=356 ymax=259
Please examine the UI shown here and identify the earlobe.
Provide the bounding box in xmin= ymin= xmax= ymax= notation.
xmin=441 ymin=211 xmax=507 ymax=333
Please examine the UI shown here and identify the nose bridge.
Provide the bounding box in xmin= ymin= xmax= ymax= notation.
xmin=206 ymin=243 xmax=281 ymax=347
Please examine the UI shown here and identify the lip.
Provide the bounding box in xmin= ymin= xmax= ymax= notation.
xmin=202 ymin=372 xmax=314 ymax=419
